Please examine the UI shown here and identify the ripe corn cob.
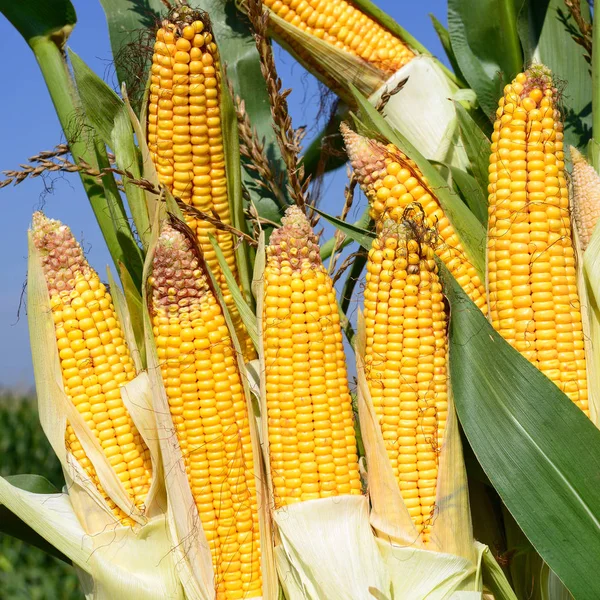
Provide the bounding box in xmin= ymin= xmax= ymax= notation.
xmin=149 ymin=223 xmax=261 ymax=600
xmin=363 ymin=212 xmax=448 ymax=545
xmin=263 ymin=206 xmax=362 ymax=508
xmin=148 ymin=9 xmax=255 ymax=361
xmin=342 ymin=124 xmax=487 ymax=313
xmin=571 ymin=146 xmax=600 ymax=251
xmin=488 ymin=66 xmax=588 ymax=414
xmin=258 ymin=0 xmax=414 ymax=76
xmin=32 ymin=212 xmax=152 ymax=523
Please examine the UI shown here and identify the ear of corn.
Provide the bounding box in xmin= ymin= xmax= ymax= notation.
xmin=148 ymin=222 xmax=262 ymax=600
xmin=148 ymin=10 xmax=255 ymax=361
xmin=571 ymin=146 xmax=600 ymax=252
xmin=362 ymin=211 xmax=448 ymax=546
xmin=342 ymin=125 xmax=487 ymax=313
xmin=487 ymin=66 xmax=588 ymax=415
xmin=31 ymin=212 xmax=152 ymax=525
xmin=259 ymin=0 xmax=414 ymax=76
xmin=262 ymin=206 xmax=362 ymax=507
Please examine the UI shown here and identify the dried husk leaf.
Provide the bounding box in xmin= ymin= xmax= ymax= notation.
xmin=27 ymin=229 xmax=162 ymax=531
xmin=367 ymin=57 xmax=469 ymax=169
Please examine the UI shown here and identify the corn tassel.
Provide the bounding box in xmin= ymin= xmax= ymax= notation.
xmin=571 ymin=146 xmax=600 ymax=252
xmin=487 ymin=66 xmax=588 ymax=414
xmin=342 ymin=125 xmax=487 ymax=313
xmin=148 ymin=222 xmax=261 ymax=600
xmin=363 ymin=210 xmax=448 ymax=546
xmin=148 ymin=9 xmax=255 ymax=361
xmin=263 ymin=207 xmax=362 ymax=508
xmin=31 ymin=212 xmax=152 ymax=524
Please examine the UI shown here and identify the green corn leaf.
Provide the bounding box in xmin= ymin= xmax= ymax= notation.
xmin=447 ymin=0 xmax=524 ymax=117
xmin=524 ymin=0 xmax=592 ymax=150
xmin=445 ymin=266 xmax=600 ymax=599
xmin=208 ymin=234 xmax=259 ymax=352
xmin=448 ymin=166 xmax=487 ymax=226
xmin=311 ymin=207 xmax=375 ymax=252
xmin=69 ymin=50 xmax=151 ymax=250
xmin=429 ymin=13 xmax=466 ymax=86
xmin=350 ymin=85 xmax=486 ymax=279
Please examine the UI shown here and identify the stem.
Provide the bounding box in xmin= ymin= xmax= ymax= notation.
xmin=29 ymin=37 xmax=142 ymax=284
xmin=592 ymin=5 xmax=600 ymax=171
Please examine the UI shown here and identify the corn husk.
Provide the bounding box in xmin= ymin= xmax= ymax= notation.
xmin=368 ymin=57 xmax=469 ymax=170
xmin=141 ymin=212 xmax=276 ymax=600
xmin=0 ymin=225 xmax=182 ymax=599
xmin=252 ymin=235 xmax=391 ymax=600
xmin=355 ymin=312 xmax=484 ymax=599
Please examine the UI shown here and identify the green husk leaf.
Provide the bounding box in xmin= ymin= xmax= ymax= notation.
xmin=448 ymin=166 xmax=487 ymax=226
xmin=445 ymin=264 xmax=600 ymax=599
xmin=454 ymin=101 xmax=492 ymax=195
xmin=350 ymin=86 xmax=486 ymax=279
xmin=312 ymin=206 xmax=375 ymax=252
xmin=208 ymin=233 xmax=259 ymax=352
xmin=69 ymin=50 xmax=151 ymax=249
xmin=447 ymin=0 xmax=524 ymax=117
xmin=481 ymin=546 xmax=519 ymax=600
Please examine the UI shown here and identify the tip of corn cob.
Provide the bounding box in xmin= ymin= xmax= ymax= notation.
xmin=150 ymin=222 xmax=210 ymax=308
xmin=160 ymin=3 xmax=210 ymax=33
xmin=31 ymin=211 xmax=88 ymax=297
xmin=570 ymin=145 xmax=600 ymax=251
xmin=267 ymin=206 xmax=321 ymax=270
xmin=340 ymin=123 xmax=387 ymax=187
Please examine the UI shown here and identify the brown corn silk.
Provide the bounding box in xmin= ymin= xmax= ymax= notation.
xmin=571 ymin=146 xmax=600 ymax=252
xmin=31 ymin=212 xmax=152 ymax=525
xmin=148 ymin=223 xmax=261 ymax=599
xmin=261 ymin=0 xmax=414 ymax=76
xmin=363 ymin=213 xmax=448 ymax=546
xmin=488 ymin=66 xmax=588 ymax=415
xmin=342 ymin=124 xmax=487 ymax=313
xmin=263 ymin=207 xmax=362 ymax=508
xmin=147 ymin=8 xmax=255 ymax=361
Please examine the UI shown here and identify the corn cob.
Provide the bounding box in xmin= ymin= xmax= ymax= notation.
xmin=32 ymin=212 xmax=152 ymax=523
xmin=342 ymin=124 xmax=487 ymax=313
xmin=488 ymin=66 xmax=588 ymax=414
xmin=149 ymin=223 xmax=261 ymax=600
xmin=259 ymin=0 xmax=414 ymax=76
xmin=571 ymin=146 xmax=600 ymax=251
xmin=363 ymin=211 xmax=448 ymax=545
xmin=263 ymin=206 xmax=362 ymax=508
xmin=148 ymin=8 xmax=255 ymax=361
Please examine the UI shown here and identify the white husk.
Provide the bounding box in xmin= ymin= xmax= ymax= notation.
xmin=355 ymin=312 xmax=483 ymax=599
xmin=368 ymin=57 xmax=470 ymax=170
xmin=273 ymin=496 xmax=391 ymax=600
xmin=0 ymin=478 xmax=183 ymax=600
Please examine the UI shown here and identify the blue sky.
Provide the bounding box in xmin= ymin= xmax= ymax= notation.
xmin=0 ymin=0 xmax=447 ymax=387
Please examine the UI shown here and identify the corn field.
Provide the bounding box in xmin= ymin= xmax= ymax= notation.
xmin=1 ymin=0 xmax=600 ymax=599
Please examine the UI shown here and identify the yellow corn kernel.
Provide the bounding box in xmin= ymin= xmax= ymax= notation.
xmin=149 ymin=223 xmax=262 ymax=600
xmin=571 ymin=146 xmax=600 ymax=251
xmin=263 ymin=207 xmax=362 ymax=508
xmin=262 ymin=0 xmax=414 ymax=75
xmin=148 ymin=11 xmax=254 ymax=361
xmin=487 ymin=66 xmax=588 ymax=414
xmin=342 ymin=123 xmax=487 ymax=313
xmin=364 ymin=211 xmax=448 ymax=546
xmin=32 ymin=212 xmax=152 ymax=522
